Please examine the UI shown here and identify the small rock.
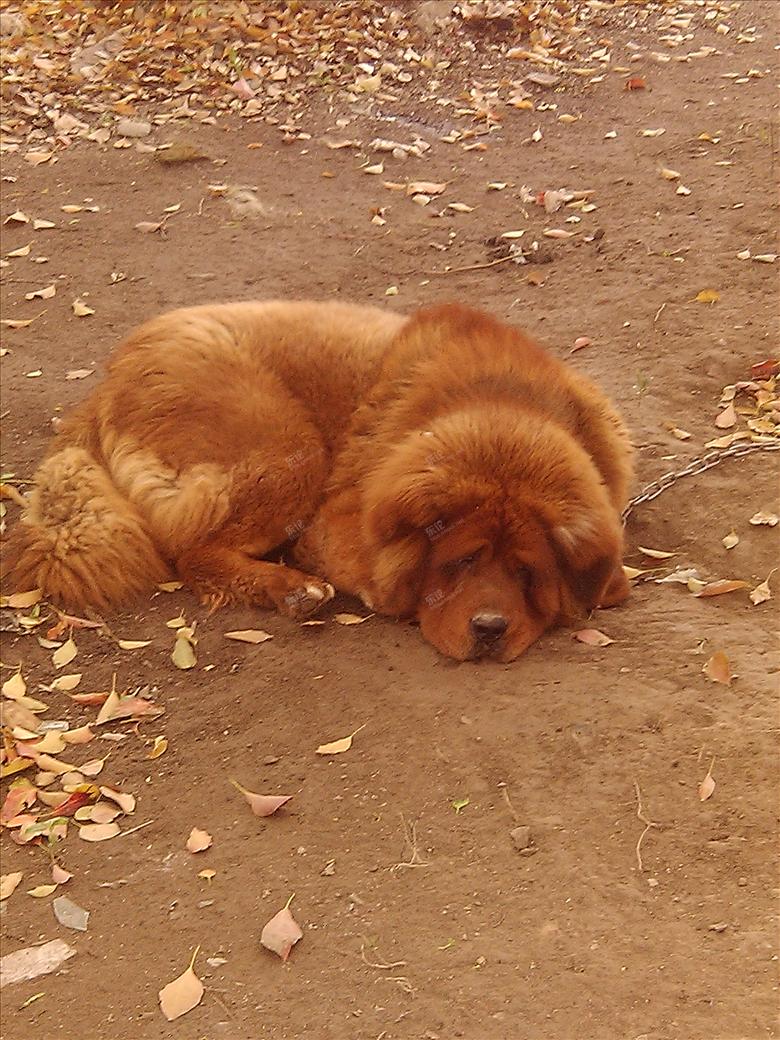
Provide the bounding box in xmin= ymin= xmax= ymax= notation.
xmin=262 ymin=755 xmax=280 ymax=765
xmin=708 ymin=921 xmax=729 ymax=932
xmin=197 ymin=899 xmax=215 ymax=909
xmin=116 ymin=118 xmax=151 ymax=139
xmin=510 ymin=825 xmax=532 ymax=851
xmin=737 ymin=876 xmax=748 ymax=886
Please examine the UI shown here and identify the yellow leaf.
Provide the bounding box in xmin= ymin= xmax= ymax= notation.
xmin=637 ymin=546 xmax=677 ymax=560
xmin=573 ymin=629 xmax=614 ymax=646
xmin=52 ymin=637 xmax=78 ymax=669
xmin=72 ymin=298 xmax=95 ymax=317
xmin=147 ymin=735 xmax=168 ymax=759
xmin=694 ymin=289 xmax=720 ymax=304
xmin=159 ymin=948 xmax=204 ymax=1021
xmin=171 ymin=633 xmax=196 ymax=670
xmin=699 ymin=758 xmax=716 ymax=801
xmin=2 ymin=671 xmax=27 ymax=700
xmin=659 ymin=167 xmax=680 ymax=180
xmin=117 ymin=639 xmax=152 ymax=650
xmin=198 ymin=869 xmax=216 ymax=882
xmin=694 ymin=579 xmax=748 ymax=597
xmin=333 ymin=613 xmax=374 ymax=626
xmin=50 ymin=673 xmax=82 ymax=692
xmin=0 ymin=872 xmax=24 ymax=900
xmin=157 ymin=581 xmax=184 ymax=592
xmin=316 ymin=724 xmax=366 ymax=755
xmin=3 ymin=589 xmax=42 ymax=608
xmin=27 ymin=885 xmax=58 ymax=898
xmin=721 ymin=531 xmax=739 ymax=550
xmin=24 ymin=284 xmax=56 ymax=300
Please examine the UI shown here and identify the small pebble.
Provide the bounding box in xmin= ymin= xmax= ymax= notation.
xmin=116 ymin=118 xmax=151 ymax=138
xmin=262 ymin=755 xmax=280 ymax=765
xmin=510 ymin=825 xmax=532 ymax=851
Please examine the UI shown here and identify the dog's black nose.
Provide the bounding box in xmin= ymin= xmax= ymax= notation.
xmin=470 ymin=612 xmax=508 ymax=642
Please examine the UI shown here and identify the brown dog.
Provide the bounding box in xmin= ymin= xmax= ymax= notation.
xmin=5 ymin=300 xmax=633 ymax=661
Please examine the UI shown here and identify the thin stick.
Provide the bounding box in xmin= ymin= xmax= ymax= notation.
xmin=360 ymin=943 xmax=407 ymax=970
xmin=116 ymin=819 xmax=154 ymax=838
xmin=426 ymin=254 xmax=516 ymax=275
xmin=501 ymin=786 xmax=518 ymax=821
xmin=390 ymin=815 xmax=429 ymax=872
xmin=633 ymin=781 xmax=658 ymax=872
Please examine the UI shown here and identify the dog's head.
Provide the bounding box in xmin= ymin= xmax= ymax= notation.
xmin=362 ymin=408 xmax=628 ymax=662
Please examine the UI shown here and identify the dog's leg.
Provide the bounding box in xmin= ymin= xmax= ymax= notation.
xmin=177 ymin=542 xmax=334 ymax=618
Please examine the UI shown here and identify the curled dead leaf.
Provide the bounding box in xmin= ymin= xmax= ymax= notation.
xmin=260 ymin=897 xmax=303 ymax=962
xmin=229 ymin=780 xmax=292 ymax=818
xmin=159 ymin=947 xmax=204 ymax=1021
xmin=703 ymin=651 xmax=732 ymax=685
xmin=694 ymin=579 xmax=748 ymax=598
xmin=185 ymin=827 xmax=212 ymax=853
xmin=574 ymin=629 xmax=614 ymax=647
xmin=316 ymin=724 xmax=365 ymax=755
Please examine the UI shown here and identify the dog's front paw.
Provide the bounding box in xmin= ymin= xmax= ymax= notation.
xmin=278 ymin=577 xmax=335 ymax=620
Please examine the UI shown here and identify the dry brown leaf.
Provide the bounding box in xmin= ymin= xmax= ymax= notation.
xmin=694 ymin=579 xmax=748 ymax=597
xmin=694 ymin=289 xmax=720 ymax=304
xmin=659 ymin=167 xmax=680 ymax=180
xmin=699 ymin=758 xmax=716 ymax=801
xmin=117 ymin=639 xmax=152 ymax=650
xmin=71 ymin=299 xmax=95 ymax=317
xmin=722 ymin=530 xmax=739 ymax=550
xmin=51 ymin=864 xmax=73 ymax=885
xmin=260 ymin=898 xmax=303 ymax=962
xmin=27 ymin=884 xmax=58 ymax=898
xmin=224 ymin=629 xmax=273 ymax=644
xmin=749 ymin=511 xmax=778 ymax=527
xmin=229 ymin=780 xmax=292 ymax=818
xmin=159 ymin=947 xmax=204 ymax=1021
xmin=316 ymin=724 xmax=365 ymax=755
xmin=24 ymin=284 xmax=56 ymax=300
xmin=406 ymin=181 xmax=446 ymax=196
xmin=749 ymin=571 xmax=774 ymax=605
xmin=157 ymin=580 xmax=184 ymax=592
xmin=573 ymin=629 xmax=614 ymax=647
xmin=3 ymin=589 xmax=42 ymax=608
xmin=50 ymin=673 xmax=82 ymax=692
xmin=185 ymin=827 xmax=212 ymax=853
xmin=61 ymin=726 xmax=94 ymax=745
xmin=703 ymin=651 xmax=732 ymax=685
xmin=99 ymin=786 xmax=135 ymax=814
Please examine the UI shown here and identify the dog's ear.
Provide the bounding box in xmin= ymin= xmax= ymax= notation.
xmin=364 ymin=493 xmax=429 ymax=617
xmin=551 ymin=512 xmax=628 ymax=617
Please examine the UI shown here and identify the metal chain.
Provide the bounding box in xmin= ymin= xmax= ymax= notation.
xmin=623 ymin=438 xmax=780 ymax=520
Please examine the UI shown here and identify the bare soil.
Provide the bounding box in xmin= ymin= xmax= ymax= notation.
xmin=1 ymin=3 xmax=778 ymax=1039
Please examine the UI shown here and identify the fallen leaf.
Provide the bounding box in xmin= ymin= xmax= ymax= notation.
xmin=571 ymin=336 xmax=591 ymax=352
xmin=316 ymin=724 xmax=365 ymax=755
xmin=625 ymin=76 xmax=646 ymax=90
xmin=363 ymin=162 xmax=384 ymax=175
xmin=333 ymin=613 xmax=373 ymax=626
xmin=699 ymin=758 xmax=716 ymax=801
xmin=117 ymin=639 xmax=152 ymax=650
xmin=1 ymin=783 xmax=37 ymax=826
xmin=79 ymin=757 xmax=109 ymax=778
xmin=0 ymin=939 xmax=75 ymax=986
xmin=61 ymin=726 xmax=94 ymax=745
xmin=703 ymin=651 xmax=732 ymax=685
xmin=749 ymin=571 xmax=774 ymax=605
xmin=2 ymin=671 xmax=27 ymax=700
xmin=0 ymin=872 xmax=23 ymax=901
xmin=224 ymin=629 xmax=273 ymax=644
xmin=722 ymin=531 xmax=739 ymax=550
xmin=3 ymin=589 xmax=41 ymax=609
xmin=543 ymin=228 xmax=574 ymax=239
xmin=171 ymin=632 xmax=196 ymax=670
xmin=229 ymin=780 xmax=292 ymax=818
xmin=0 ymin=317 xmax=38 ymax=329
xmin=749 ymin=511 xmax=778 ymax=527
xmin=694 ymin=579 xmax=748 ymax=597
xmin=159 ymin=947 xmax=204 ymax=1021
xmin=27 ymin=885 xmax=58 ymax=898
xmin=407 ymin=181 xmax=446 ymax=196
xmin=32 ymin=219 xmax=56 ymax=230
xmin=447 ymin=202 xmax=474 ymax=213
xmin=53 ymin=895 xmax=89 ymax=931
xmin=638 ymin=546 xmax=677 ymax=560
xmin=50 ymin=674 xmax=82 ymax=692
xmin=147 ymin=735 xmax=168 ymax=759
xmin=71 ymin=299 xmax=95 ymax=317
xmin=623 ymin=565 xmax=652 ymax=580
xmin=452 ymin=796 xmax=470 ymax=814
xmin=659 ymin=167 xmax=680 ymax=180
xmin=157 ymin=581 xmax=184 ymax=592
xmin=574 ymin=629 xmax=614 ymax=646
xmin=65 ymin=369 xmax=92 ymax=380
xmin=24 ymin=284 xmax=56 ymax=300
xmin=695 ymin=289 xmax=720 ymax=304
xmin=5 ymin=210 xmax=30 ymax=224
xmin=51 ymin=865 xmax=73 ymax=885
xmin=99 ymin=786 xmax=135 ymax=814
xmin=52 ymin=637 xmax=77 ymax=669
xmin=134 ymin=220 xmax=164 ymax=233
xmin=156 ymin=143 xmax=209 ymax=164
xmin=186 ymin=827 xmax=212 ymax=853
xmin=78 ymin=822 xmax=121 ymax=842
xmin=260 ymin=897 xmax=303 ymax=962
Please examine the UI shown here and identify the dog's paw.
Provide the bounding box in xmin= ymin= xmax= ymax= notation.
xmin=278 ymin=577 xmax=335 ymax=620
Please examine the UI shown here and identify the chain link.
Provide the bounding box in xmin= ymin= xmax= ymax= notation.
xmin=623 ymin=438 xmax=780 ymax=520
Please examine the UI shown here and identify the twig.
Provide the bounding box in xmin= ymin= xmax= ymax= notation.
xmin=360 ymin=942 xmax=407 ymax=970
xmin=390 ymin=815 xmax=429 ymax=873
xmin=426 ymin=254 xmax=516 ymax=275
xmin=501 ymin=786 xmax=518 ymax=821
xmin=116 ymin=819 xmax=154 ymax=838
xmin=633 ymin=781 xmax=658 ymax=872
xmin=653 ymin=302 xmax=666 ymax=323
xmin=383 ymin=976 xmax=416 ymax=996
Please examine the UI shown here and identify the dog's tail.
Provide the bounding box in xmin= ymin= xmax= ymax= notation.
xmin=3 ymin=446 xmax=171 ymax=611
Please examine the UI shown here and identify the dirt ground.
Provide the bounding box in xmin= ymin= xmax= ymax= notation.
xmin=1 ymin=2 xmax=778 ymax=1038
